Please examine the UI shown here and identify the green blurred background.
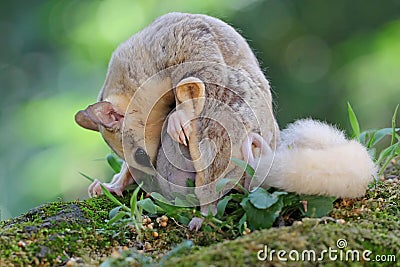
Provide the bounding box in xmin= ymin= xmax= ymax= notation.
xmin=1 ymin=0 xmax=399 ymax=220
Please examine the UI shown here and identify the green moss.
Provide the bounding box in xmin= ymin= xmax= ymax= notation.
xmin=162 ymin=222 xmax=398 ymax=267
xmin=0 ymin=196 xmax=124 ymax=266
xmin=161 ymin=180 xmax=400 ymax=266
xmin=1 ymin=179 xmax=398 ymax=266
xmin=0 ymin=192 xmax=232 ymax=266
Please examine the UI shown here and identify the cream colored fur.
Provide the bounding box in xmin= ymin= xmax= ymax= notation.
xmin=254 ymin=119 xmax=376 ymax=198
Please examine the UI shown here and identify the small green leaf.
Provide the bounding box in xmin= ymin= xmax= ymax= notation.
xmin=216 ymin=178 xmax=235 ymax=193
xmin=249 ymin=188 xmax=286 ymax=209
xmin=151 ymin=192 xmax=180 ymax=213
xmin=347 ymin=102 xmax=360 ymax=140
xmin=79 ymin=172 xmax=95 ymax=183
xmin=106 ymin=154 xmax=122 ymax=173
xmin=376 ymin=144 xmax=397 ymax=165
xmin=107 ymin=211 xmax=127 ymax=225
xmin=151 ymin=192 xmax=172 ymax=204
xmin=185 ymin=194 xmax=199 ymax=206
xmin=171 ymin=193 xmax=196 ymax=207
xmin=186 ymin=178 xmax=195 ymax=188
xmin=175 ymin=197 xmax=191 ymax=207
xmin=170 ymin=191 xmax=189 ymax=200
xmin=300 ymin=195 xmax=335 ymax=218
xmin=137 ymin=198 xmax=158 ymax=214
xmin=109 ymin=206 xmax=122 ymax=219
xmin=177 ymin=214 xmax=190 ymax=225
xmin=368 ymin=128 xmax=399 ymax=147
xmin=231 ymin=157 xmax=255 ymax=177
xmin=216 ymin=195 xmax=232 ymax=218
xmin=241 ymin=197 xmax=283 ymax=230
xmin=238 ymin=213 xmax=247 ymax=233
xmin=377 ymin=143 xmax=399 ymax=175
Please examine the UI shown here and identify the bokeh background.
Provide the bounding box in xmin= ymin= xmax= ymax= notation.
xmin=1 ymin=0 xmax=399 ymax=220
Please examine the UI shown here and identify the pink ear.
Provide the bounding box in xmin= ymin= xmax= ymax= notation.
xmin=75 ymin=101 xmax=124 ymax=131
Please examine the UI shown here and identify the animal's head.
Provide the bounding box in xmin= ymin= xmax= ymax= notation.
xmin=74 ymin=42 xmax=161 ymax=176
xmin=75 ymin=40 xmax=209 ymax=177
xmin=74 ymin=93 xmax=158 ymax=176
xmin=74 ymin=66 xmax=174 ymax=178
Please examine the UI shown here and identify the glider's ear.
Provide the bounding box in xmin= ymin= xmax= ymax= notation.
xmin=75 ymin=101 xmax=124 ymax=131
xmin=176 ymin=77 xmax=205 ymax=115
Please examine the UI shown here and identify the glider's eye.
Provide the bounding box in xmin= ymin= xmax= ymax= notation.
xmin=135 ymin=147 xmax=151 ymax=167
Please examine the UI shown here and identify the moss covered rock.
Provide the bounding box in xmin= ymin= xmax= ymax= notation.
xmin=1 ymin=178 xmax=399 ymax=266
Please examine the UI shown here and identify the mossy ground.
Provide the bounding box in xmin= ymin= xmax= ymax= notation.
xmin=161 ymin=180 xmax=400 ymax=267
xmin=1 ymin=159 xmax=399 ymax=266
xmin=0 ymin=197 xmax=120 ymax=266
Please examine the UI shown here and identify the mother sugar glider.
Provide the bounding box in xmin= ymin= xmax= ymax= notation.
xmin=75 ymin=12 xmax=278 ymax=230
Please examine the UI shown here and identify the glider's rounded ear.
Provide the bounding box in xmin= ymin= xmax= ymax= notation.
xmin=74 ymin=101 xmax=124 ymax=132
xmin=176 ymin=77 xmax=205 ymax=115
xmin=75 ymin=109 xmax=100 ymax=131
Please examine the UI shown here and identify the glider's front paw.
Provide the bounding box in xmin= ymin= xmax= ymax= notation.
xmin=167 ymin=110 xmax=192 ymax=146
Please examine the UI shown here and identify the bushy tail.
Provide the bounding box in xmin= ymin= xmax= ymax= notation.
xmin=247 ymin=119 xmax=377 ymax=198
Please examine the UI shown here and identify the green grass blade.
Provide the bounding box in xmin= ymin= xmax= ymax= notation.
xmin=391 ymin=104 xmax=399 ymax=146
xmin=347 ymin=102 xmax=360 ymax=140
xmin=137 ymin=193 xmax=144 ymax=223
xmin=378 ymin=143 xmax=399 ymax=176
xmin=100 ymin=184 xmax=130 ymax=212
xmin=366 ymin=132 xmax=376 ymax=148
xmin=107 ymin=211 xmax=127 ymax=225
xmin=231 ymin=157 xmax=255 ymax=177
xmin=376 ymin=144 xmax=396 ymax=165
xmin=106 ymin=154 xmax=122 ymax=173
xmin=130 ymin=183 xmax=143 ymax=218
xmin=216 ymin=195 xmax=232 ymax=218
xmin=359 ymin=130 xmax=372 ymax=147
xmin=369 ymin=128 xmax=392 ymax=147
xmin=238 ymin=214 xmax=247 ymax=233
xmin=79 ymin=172 xmax=95 ymax=183
xmin=109 ymin=206 xmax=122 ymax=219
